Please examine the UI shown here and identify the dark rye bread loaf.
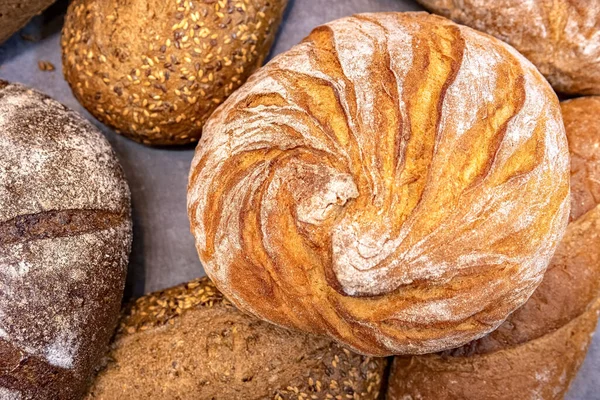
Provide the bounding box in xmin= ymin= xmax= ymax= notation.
xmin=0 ymin=0 xmax=56 ymax=43
xmin=387 ymin=96 xmax=600 ymax=400
xmin=0 ymin=81 xmax=132 ymax=399
xmin=85 ymin=277 xmax=387 ymax=400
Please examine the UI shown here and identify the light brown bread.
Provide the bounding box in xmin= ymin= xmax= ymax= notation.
xmin=187 ymin=12 xmax=570 ymax=356
xmin=418 ymin=0 xmax=600 ymax=96
xmin=61 ymin=0 xmax=287 ymax=146
xmin=0 ymin=81 xmax=132 ymax=399
xmin=85 ymin=277 xmax=387 ymax=400
xmin=0 ymin=0 xmax=56 ymax=44
xmin=386 ymin=96 xmax=600 ymax=400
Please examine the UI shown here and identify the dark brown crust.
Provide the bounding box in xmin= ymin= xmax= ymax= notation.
xmin=0 ymin=82 xmax=132 ymax=400
xmin=61 ymin=0 xmax=287 ymax=145
xmin=0 ymin=210 xmax=125 ymax=246
xmin=85 ymin=277 xmax=387 ymax=400
xmin=0 ymin=0 xmax=56 ymax=44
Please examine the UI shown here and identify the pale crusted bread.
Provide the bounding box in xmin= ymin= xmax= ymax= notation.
xmin=418 ymin=0 xmax=600 ymax=95
xmin=85 ymin=277 xmax=387 ymax=400
xmin=387 ymin=96 xmax=600 ymax=400
xmin=0 ymin=81 xmax=132 ymax=399
xmin=187 ymin=12 xmax=570 ymax=356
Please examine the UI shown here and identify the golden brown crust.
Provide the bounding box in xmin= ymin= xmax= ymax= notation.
xmin=418 ymin=0 xmax=600 ymax=95
xmin=187 ymin=12 xmax=570 ymax=356
xmin=85 ymin=277 xmax=387 ymax=400
xmin=61 ymin=0 xmax=287 ymax=145
xmin=387 ymin=96 xmax=600 ymax=399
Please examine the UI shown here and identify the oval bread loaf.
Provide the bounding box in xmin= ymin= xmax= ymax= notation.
xmin=85 ymin=277 xmax=387 ymax=400
xmin=187 ymin=12 xmax=571 ymax=356
xmin=0 ymin=81 xmax=132 ymax=400
xmin=386 ymin=96 xmax=600 ymax=400
xmin=418 ymin=0 xmax=600 ymax=95
xmin=0 ymin=0 xmax=56 ymax=44
xmin=61 ymin=0 xmax=287 ymax=146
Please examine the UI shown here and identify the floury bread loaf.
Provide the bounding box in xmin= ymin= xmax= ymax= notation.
xmin=417 ymin=0 xmax=600 ymax=95
xmin=187 ymin=12 xmax=571 ymax=356
xmin=85 ymin=277 xmax=387 ymax=400
xmin=0 ymin=81 xmax=132 ymax=399
xmin=386 ymin=96 xmax=600 ymax=400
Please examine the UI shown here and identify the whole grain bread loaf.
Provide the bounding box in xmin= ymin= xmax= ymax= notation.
xmin=387 ymin=96 xmax=600 ymax=400
xmin=61 ymin=0 xmax=287 ymax=145
xmin=0 ymin=0 xmax=56 ymax=44
xmin=0 ymin=81 xmax=132 ymax=400
xmin=85 ymin=277 xmax=387 ymax=400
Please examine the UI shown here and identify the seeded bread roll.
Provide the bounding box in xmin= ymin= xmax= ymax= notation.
xmin=0 ymin=81 xmax=132 ymax=399
xmin=61 ymin=0 xmax=287 ymax=146
xmin=85 ymin=277 xmax=387 ymax=400
xmin=0 ymin=0 xmax=56 ymax=44
xmin=187 ymin=12 xmax=570 ymax=356
xmin=386 ymin=96 xmax=600 ymax=400
xmin=417 ymin=0 xmax=600 ymax=96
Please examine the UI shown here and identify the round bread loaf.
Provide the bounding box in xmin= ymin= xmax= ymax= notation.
xmin=0 ymin=81 xmax=132 ymax=399
xmin=85 ymin=277 xmax=387 ymax=400
xmin=61 ymin=0 xmax=287 ymax=146
xmin=417 ymin=0 xmax=600 ymax=96
xmin=386 ymin=96 xmax=600 ymax=400
xmin=187 ymin=12 xmax=571 ymax=356
xmin=0 ymin=0 xmax=56 ymax=44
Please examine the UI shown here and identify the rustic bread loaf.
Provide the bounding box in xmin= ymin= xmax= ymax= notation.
xmin=0 ymin=0 xmax=56 ymax=44
xmin=0 ymin=81 xmax=132 ymax=399
xmin=417 ymin=0 xmax=600 ymax=96
xmin=187 ymin=12 xmax=570 ymax=356
xmin=386 ymin=96 xmax=600 ymax=400
xmin=61 ymin=0 xmax=287 ymax=146
xmin=85 ymin=277 xmax=387 ymax=400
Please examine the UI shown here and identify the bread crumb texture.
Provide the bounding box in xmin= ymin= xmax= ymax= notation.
xmin=61 ymin=0 xmax=287 ymax=145
xmin=85 ymin=277 xmax=387 ymax=400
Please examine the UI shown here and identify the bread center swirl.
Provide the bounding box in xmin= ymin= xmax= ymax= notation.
xmin=188 ymin=13 xmax=571 ymax=355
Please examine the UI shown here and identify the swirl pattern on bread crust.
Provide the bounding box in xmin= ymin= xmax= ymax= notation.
xmin=188 ymin=12 xmax=570 ymax=356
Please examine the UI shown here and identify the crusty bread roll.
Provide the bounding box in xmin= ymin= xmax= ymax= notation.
xmin=0 ymin=82 xmax=132 ymax=399
xmin=417 ymin=0 xmax=600 ymax=96
xmin=187 ymin=12 xmax=571 ymax=356
xmin=85 ymin=277 xmax=387 ymax=400
xmin=61 ymin=0 xmax=287 ymax=145
xmin=386 ymin=96 xmax=600 ymax=400
xmin=0 ymin=0 xmax=56 ymax=44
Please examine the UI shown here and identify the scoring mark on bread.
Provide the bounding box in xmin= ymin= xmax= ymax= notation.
xmin=0 ymin=209 xmax=126 ymax=246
